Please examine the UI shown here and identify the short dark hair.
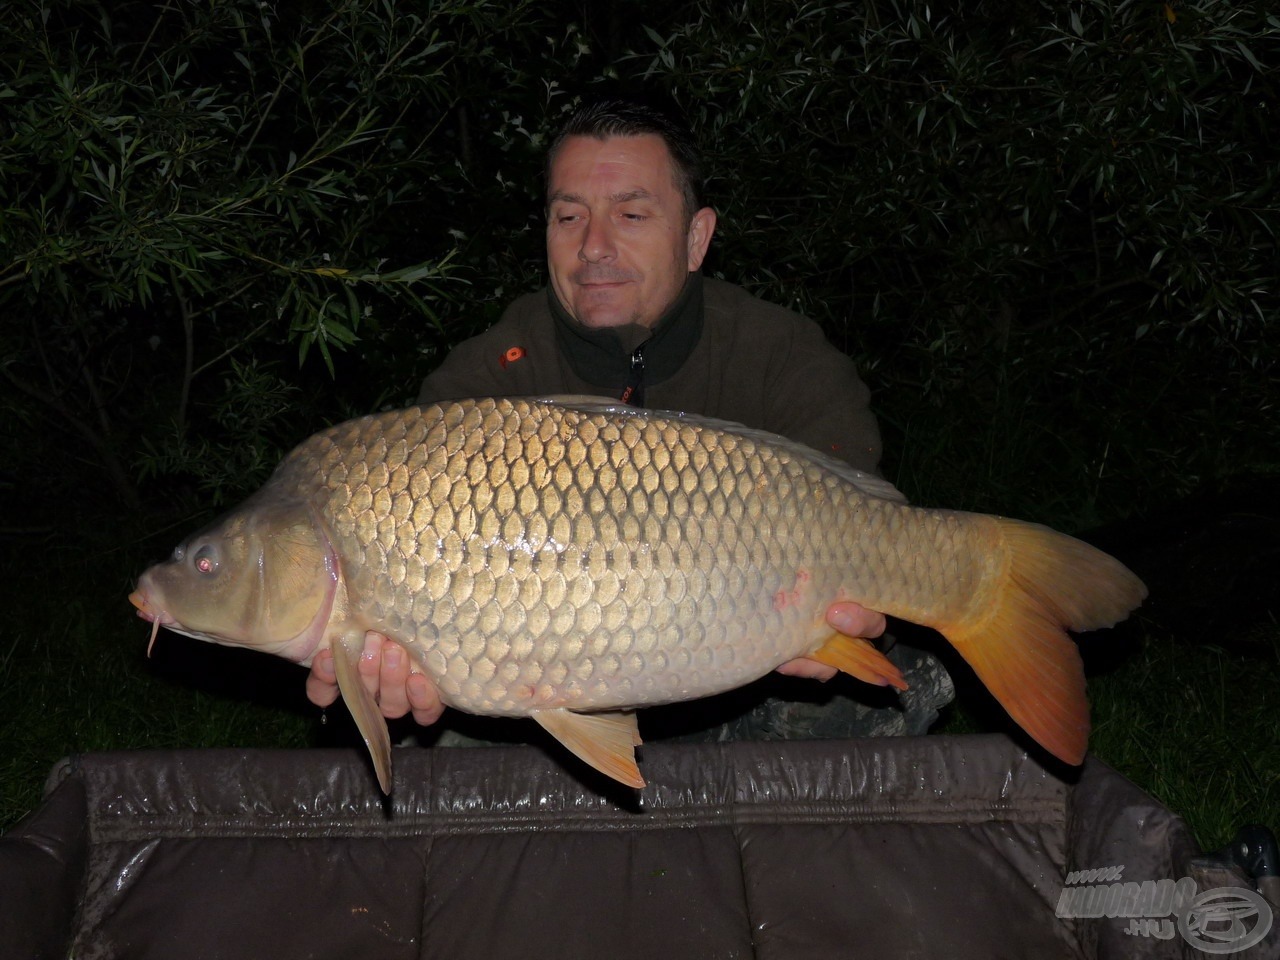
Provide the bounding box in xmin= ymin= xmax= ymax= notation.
xmin=546 ymin=98 xmax=705 ymax=225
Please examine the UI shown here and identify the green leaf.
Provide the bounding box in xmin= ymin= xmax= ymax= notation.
xmin=1235 ymin=41 xmax=1263 ymax=72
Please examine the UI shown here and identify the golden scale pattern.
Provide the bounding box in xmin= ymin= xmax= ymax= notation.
xmin=279 ymin=398 xmax=979 ymax=716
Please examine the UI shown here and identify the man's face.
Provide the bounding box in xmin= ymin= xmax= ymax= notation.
xmin=546 ymin=134 xmax=715 ymax=330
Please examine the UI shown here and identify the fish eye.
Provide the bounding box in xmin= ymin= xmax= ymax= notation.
xmin=192 ymin=544 xmax=219 ymax=575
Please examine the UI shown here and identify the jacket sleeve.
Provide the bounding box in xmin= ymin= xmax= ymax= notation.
xmin=415 ymin=296 xmax=546 ymax=404
xmin=417 ymin=331 xmax=512 ymax=404
xmin=764 ymin=318 xmax=884 ymax=476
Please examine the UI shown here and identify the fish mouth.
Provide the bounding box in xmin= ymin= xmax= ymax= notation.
xmin=129 ymin=586 xmax=228 ymax=654
xmin=129 ymin=583 xmax=186 ymax=660
xmin=129 ymin=588 xmax=157 ymax=618
xmin=128 ymin=584 xmax=174 ymax=624
xmin=129 ymin=584 xmax=176 ymax=656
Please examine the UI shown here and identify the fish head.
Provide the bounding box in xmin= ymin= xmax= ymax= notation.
xmin=129 ymin=494 xmax=339 ymax=664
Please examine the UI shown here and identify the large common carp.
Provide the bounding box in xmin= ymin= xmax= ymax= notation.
xmin=130 ymin=396 xmax=1146 ymax=791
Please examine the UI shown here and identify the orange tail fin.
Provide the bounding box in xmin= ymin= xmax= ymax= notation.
xmin=940 ymin=518 xmax=1146 ymax=765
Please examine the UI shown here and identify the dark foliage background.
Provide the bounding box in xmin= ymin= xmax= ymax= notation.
xmin=1 ymin=0 xmax=1276 ymax=839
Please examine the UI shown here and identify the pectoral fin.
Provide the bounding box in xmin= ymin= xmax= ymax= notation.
xmin=808 ymin=634 xmax=908 ymax=691
xmin=531 ymin=708 xmax=645 ymax=788
xmin=331 ymin=635 xmax=393 ymax=794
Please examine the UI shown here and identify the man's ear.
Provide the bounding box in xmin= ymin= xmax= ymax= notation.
xmin=686 ymin=207 xmax=717 ymax=271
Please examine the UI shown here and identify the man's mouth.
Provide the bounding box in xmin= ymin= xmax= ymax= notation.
xmin=572 ymin=268 xmax=638 ymax=286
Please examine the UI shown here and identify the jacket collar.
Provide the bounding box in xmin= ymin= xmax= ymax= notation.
xmin=549 ymin=272 xmax=704 ymax=389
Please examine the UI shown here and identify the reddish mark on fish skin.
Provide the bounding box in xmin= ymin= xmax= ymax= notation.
xmin=518 ymin=683 xmax=562 ymax=706
xmin=772 ymin=568 xmax=812 ymax=611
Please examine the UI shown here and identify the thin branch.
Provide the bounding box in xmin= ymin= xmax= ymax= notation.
xmin=174 ymin=275 xmax=195 ymax=431
xmin=1 ymin=364 xmax=141 ymax=511
xmin=235 ymin=6 xmax=345 ymax=167
xmin=190 ymin=315 xmax=276 ymax=380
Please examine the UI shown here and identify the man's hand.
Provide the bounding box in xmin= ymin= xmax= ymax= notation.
xmin=774 ymin=601 xmax=887 ymax=680
xmin=305 ymin=631 xmax=444 ymax=726
xmin=304 ymin=601 xmax=886 ymax=725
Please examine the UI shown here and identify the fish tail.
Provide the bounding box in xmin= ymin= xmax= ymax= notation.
xmin=939 ymin=517 xmax=1146 ymax=765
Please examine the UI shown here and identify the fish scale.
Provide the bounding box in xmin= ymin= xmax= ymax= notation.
xmin=284 ymin=399 xmax=820 ymax=715
xmin=311 ymin=403 xmax=823 ymax=711
xmin=130 ymin=395 xmax=1146 ymax=791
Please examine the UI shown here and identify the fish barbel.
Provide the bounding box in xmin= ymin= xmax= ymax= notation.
xmin=129 ymin=396 xmax=1146 ymax=791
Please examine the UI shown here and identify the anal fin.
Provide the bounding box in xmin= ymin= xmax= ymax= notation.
xmin=531 ymin=708 xmax=645 ymax=787
xmin=808 ymin=634 xmax=908 ymax=691
xmin=332 ymin=635 xmax=394 ymax=794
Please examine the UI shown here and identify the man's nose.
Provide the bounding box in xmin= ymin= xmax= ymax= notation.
xmin=579 ymin=216 xmax=616 ymax=263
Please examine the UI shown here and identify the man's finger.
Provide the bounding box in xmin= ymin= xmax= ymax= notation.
xmin=407 ymin=671 xmax=446 ymax=726
xmin=376 ymin=637 xmax=412 ymax=720
xmin=304 ymin=650 xmax=340 ymax=708
xmin=826 ymin=601 xmax=886 ymax=640
xmin=775 ymin=657 xmax=839 ymax=681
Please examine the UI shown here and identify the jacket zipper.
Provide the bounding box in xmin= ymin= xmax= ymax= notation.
xmin=620 ymin=344 xmax=645 ymax=407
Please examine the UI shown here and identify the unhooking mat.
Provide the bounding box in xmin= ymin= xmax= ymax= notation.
xmin=2 ymin=734 xmax=1276 ymax=959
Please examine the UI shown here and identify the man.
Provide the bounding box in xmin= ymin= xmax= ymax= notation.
xmin=306 ymin=99 xmax=949 ymax=736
